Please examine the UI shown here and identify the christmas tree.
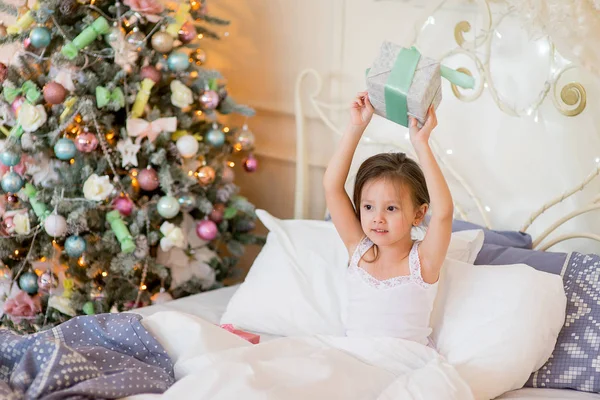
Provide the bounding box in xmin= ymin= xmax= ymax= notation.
xmin=0 ymin=0 xmax=264 ymax=333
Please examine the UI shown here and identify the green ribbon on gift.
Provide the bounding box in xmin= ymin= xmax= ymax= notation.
xmin=440 ymin=65 xmax=474 ymax=91
xmin=3 ymin=80 xmax=41 ymax=104
xmin=385 ymin=46 xmax=421 ymax=127
xmin=96 ymin=86 xmax=125 ymax=109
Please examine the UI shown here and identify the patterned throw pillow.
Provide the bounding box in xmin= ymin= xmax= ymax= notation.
xmin=527 ymin=251 xmax=600 ymax=392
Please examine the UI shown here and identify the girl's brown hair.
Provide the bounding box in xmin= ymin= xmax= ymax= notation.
xmin=353 ymin=152 xmax=430 ymax=221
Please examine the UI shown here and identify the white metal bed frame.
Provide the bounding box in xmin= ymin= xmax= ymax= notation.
xmin=293 ymin=0 xmax=596 ymax=252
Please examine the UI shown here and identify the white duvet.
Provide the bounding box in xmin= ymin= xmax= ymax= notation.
xmin=124 ymin=311 xmax=473 ymax=400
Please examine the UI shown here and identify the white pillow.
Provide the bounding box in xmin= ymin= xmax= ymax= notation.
xmin=221 ymin=210 xmax=484 ymax=336
xmin=412 ymin=225 xmax=483 ymax=264
xmin=221 ymin=212 xmax=348 ymax=336
xmin=430 ymin=259 xmax=566 ymax=400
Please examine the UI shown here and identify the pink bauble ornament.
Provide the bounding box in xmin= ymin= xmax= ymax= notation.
xmin=0 ymin=156 xmax=27 ymax=177
xmin=178 ymin=21 xmax=196 ymax=44
xmin=222 ymin=165 xmax=235 ymax=183
xmin=138 ymin=168 xmax=160 ymax=191
xmin=243 ymin=155 xmax=258 ymax=173
xmin=11 ymin=96 xmax=25 ymax=116
xmin=141 ymin=65 xmax=162 ymax=83
xmin=0 ymin=62 xmax=7 ymax=84
xmin=209 ymin=203 xmax=225 ymax=223
xmin=75 ymin=131 xmax=99 ymax=153
xmin=37 ymin=271 xmax=59 ymax=293
xmin=196 ymin=219 xmax=218 ymax=241
xmin=23 ymin=38 xmax=31 ymax=48
xmin=199 ymin=90 xmax=219 ymax=110
xmin=43 ymin=82 xmax=67 ymax=105
xmin=2 ymin=217 xmax=15 ymax=234
xmin=112 ymin=195 xmax=135 ymax=216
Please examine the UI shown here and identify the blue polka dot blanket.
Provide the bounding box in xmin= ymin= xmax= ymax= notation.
xmin=0 ymin=313 xmax=174 ymax=399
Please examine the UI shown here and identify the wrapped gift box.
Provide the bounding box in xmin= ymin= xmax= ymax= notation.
xmin=366 ymin=41 xmax=474 ymax=128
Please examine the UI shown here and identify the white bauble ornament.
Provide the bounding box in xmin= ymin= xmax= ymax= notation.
xmin=44 ymin=214 xmax=67 ymax=237
xmin=176 ymin=135 xmax=199 ymax=158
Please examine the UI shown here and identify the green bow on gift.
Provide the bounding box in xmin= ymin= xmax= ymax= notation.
xmin=96 ymin=86 xmax=125 ymax=109
xmin=3 ymin=80 xmax=41 ymax=104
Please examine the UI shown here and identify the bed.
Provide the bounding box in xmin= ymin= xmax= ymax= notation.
xmin=121 ymin=2 xmax=600 ymax=399
xmin=134 ymin=286 xmax=600 ymax=400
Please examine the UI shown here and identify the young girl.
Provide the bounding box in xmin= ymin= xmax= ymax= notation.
xmin=323 ymin=92 xmax=453 ymax=346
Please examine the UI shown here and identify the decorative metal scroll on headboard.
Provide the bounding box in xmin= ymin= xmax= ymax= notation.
xmin=412 ymin=0 xmax=587 ymax=118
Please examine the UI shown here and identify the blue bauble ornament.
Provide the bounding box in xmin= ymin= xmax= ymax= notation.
xmin=65 ymin=235 xmax=87 ymax=257
xmin=178 ymin=193 xmax=196 ymax=212
xmin=157 ymin=196 xmax=180 ymax=219
xmin=54 ymin=138 xmax=77 ymax=160
xmin=1 ymin=171 xmax=24 ymax=193
xmin=30 ymin=27 xmax=51 ymax=48
xmin=206 ymin=129 xmax=225 ymax=148
xmin=19 ymin=272 xmax=38 ymax=294
xmin=167 ymin=51 xmax=190 ymax=72
xmin=0 ymin=149 xmax=21 ymax=167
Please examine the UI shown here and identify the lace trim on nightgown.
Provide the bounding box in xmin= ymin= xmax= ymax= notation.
xmin=348 ymin=236 xmax=433 ymax=290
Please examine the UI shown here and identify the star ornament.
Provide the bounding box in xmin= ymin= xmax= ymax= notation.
xmin=117 ymin=137 xmax=141 ymax=167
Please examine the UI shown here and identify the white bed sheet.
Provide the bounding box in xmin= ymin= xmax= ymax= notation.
xmin=135 ymin=285 xmax=600 ymax=400
xmin=134 ymin=285 xmax=240 ymax=325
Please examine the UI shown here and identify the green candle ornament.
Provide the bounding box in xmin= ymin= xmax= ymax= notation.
xmin=106 ymin=210 xmax=136 ymax=253
xmin=61 ymin=17 xmax=111 ymax=60
xmin=23 ymin=183 xmax=50 ymax=220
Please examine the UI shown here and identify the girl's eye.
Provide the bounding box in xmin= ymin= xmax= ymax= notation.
xmin=387 ymin=206 xmax=396 ymax=212
xmin=364 ymin=205 xmax=372 ymax=211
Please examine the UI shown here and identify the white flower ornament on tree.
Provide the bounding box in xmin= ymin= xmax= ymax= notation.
xmin=83 ymin=174 xmax=114 ymax=201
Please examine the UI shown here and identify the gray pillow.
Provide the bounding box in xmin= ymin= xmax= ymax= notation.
xmin=475 ymin=243 xmax=567 ymax=275
xmin=451 ymin=219 xmax=533 ymax=249
xmin=525 ymin=251 xmax=600 ymax=393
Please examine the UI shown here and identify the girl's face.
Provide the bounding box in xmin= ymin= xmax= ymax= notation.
xmin=359 ymin=177 xmax=418 ymax=247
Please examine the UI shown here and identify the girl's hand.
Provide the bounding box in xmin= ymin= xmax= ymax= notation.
xmin=350 ymin=91 xmax=375 ymax=128
xmin=409 ymin=105 xmax=437 ymax=147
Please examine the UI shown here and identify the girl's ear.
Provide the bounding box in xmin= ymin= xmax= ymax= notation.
xmin=413 ymin=204 xmax=429 ymax=226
